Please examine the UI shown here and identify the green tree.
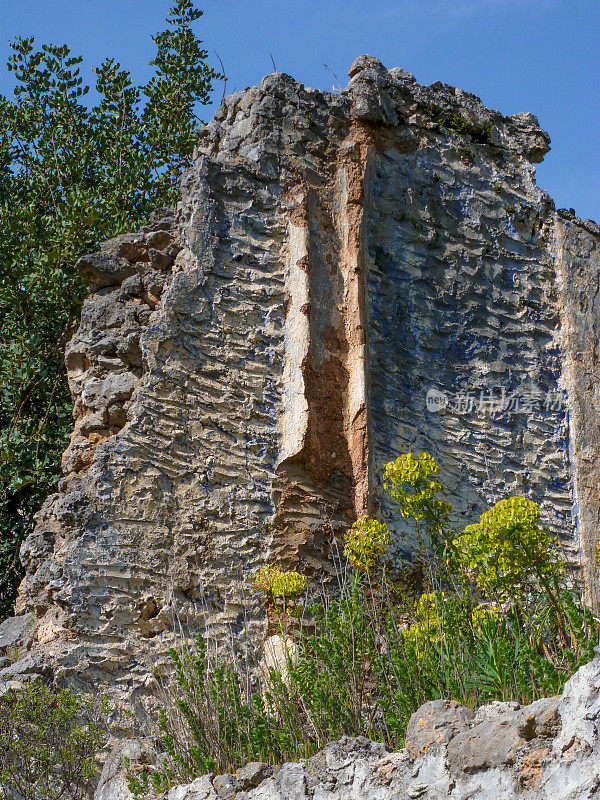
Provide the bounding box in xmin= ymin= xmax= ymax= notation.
xmin=0 ymin=0 xmax=223 ymax=618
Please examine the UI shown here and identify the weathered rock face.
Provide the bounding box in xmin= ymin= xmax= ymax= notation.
xmin=5 ymin=55 xmax=600 ymax=692
xmin=96 ymin=656 xmax=600 ymax=800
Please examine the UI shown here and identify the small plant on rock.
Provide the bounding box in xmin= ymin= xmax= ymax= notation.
xmin=253 ymin=564 xmax=307 ymax=616
xmin=343 ymin=516 xmax=391 ymax=572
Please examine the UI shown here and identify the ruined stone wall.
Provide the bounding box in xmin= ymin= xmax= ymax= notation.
xmin=4 ymin=56 xmax=600 ymax=694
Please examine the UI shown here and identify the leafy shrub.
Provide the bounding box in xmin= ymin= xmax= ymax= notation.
xmin=128 ymin=579 xmax=389 ymax=798
xmin=127 ymin=634 xmax=311 ymax=796
xmin=0 ymin=680 xmax=107 ymax=800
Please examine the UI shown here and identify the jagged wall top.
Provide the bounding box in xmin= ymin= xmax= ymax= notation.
xmin=196 ymin=55 xmax=550 ymax=168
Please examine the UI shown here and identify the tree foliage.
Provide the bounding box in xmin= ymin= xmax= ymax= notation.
xmin=0 ymin=0 xmax=222 ymax=617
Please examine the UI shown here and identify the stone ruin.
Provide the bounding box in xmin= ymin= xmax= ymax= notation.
xmin=1 ymin=56 xmax=599 ymax=697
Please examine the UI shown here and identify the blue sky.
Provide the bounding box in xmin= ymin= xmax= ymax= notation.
xmin=1 ymin=0 xmax=598 ymax=221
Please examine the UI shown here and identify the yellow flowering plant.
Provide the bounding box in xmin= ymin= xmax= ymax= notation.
xmin=401 ymin=591 xmax=500 ymax=652
xmin=383 ymin=453 xmax=452 ymax=548
xmin=455 ymin=496 xmax=563 ymax=600
xmin=454 ymin=496 xmax=571 ymax=644
xmin=253 ymin=564 xmax=307 ymax=617
xmin=471 ymin=603 xmax=500 ymax=628
xmin=343 ymin=515 xmax=392 ymax=572
xmin=401 ymin=590 xmax=445 ymax=645
xmin=253 ymin=565 xmax=307 ymax=598
xmin=415 ymin=589 xmax=446 ymax=622
xmin=342 ymin=453 xmax=450 ymax=574
xmin=339 ymin=453 xmax=574 ymax=651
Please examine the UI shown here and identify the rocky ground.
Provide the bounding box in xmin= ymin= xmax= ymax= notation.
xmin=96 ymin=654 xmax=600 ymax=800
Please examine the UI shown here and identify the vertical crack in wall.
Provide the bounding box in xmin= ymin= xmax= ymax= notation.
xmin=272 ymin=130 xmax=373 ymax=580
xmin=337 ymin=128 xmax=374 ymax=517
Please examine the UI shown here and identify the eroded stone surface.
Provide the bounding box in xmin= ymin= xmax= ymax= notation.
xmin=7 ymin=56 xmax=600 ymax=695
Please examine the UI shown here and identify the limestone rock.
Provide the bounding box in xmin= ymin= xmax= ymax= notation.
xmin=0 ymin=651 xmax=50 ymax=680
xmin=76 ymin=252 xmax=137 ymax=287
xmin=212 ymin=774 xmax=237 ymax=799
xmin=232 ymin=763 xmax=273 ymax=790
xmin=405 ymin=699 xmax=473 ymax=757
xmin=0 ymin=613 xmax=34 ymax=651
xmin=11 ymin=57 xmax=600 ymax=696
